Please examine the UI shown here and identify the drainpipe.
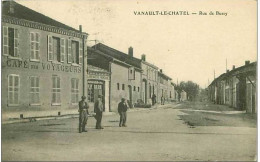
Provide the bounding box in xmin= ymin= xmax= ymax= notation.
xmin=80 ymin=25 xmax=88 ymax=97
xmin=109 ymin=63 xmax=111 ymax=112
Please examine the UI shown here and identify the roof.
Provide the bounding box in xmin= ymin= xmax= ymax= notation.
xmin=92 ymin=43 xmax=142 ymax=69
xmin=208 ymin=61 xmax=257 ymax=87
xmin=2 ymin=1 xmax=79 ymax=32
xmin=87 ymin=47 xmax=143 ymax=71
xmin=158 ymin=71 xmax=172 ymax=80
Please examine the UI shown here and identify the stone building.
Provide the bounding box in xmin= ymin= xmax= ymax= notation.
xmin=140 ymin=54 xmax=159 ymax=104
xmin=158 ymin=69 xmax=172 ymax=104
xmin=88 ymin=44 xmax=142 ymax=112
xmin=208 ymin=61 xmax=256 ymax=114
xmin=1 ymin=1 xmax=88 ymax=119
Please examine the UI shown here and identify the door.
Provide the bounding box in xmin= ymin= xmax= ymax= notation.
xmin=128 ymin=85 xmax=133 ymax=108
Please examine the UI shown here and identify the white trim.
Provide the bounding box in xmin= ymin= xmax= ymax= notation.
xmin=51 ymin=61 xmax=62 ymax=65
xmin=30 ymin=59 xmax=40 ymax=62
xmin=7 ymin=104 xmax=19 ymax=107
xmin=29 ymin=103 xmax=41 ymax=106
xmin=72 ymin=63 xmax=80 ymax=67
xmin=7 ymin=56 xmax=22 ymax=60
xmin=51 ymin=103 xmax=61 ymax=106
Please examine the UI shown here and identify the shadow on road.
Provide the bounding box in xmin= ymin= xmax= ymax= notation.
xmin=103 ymin=130 xmax=254 ymax=136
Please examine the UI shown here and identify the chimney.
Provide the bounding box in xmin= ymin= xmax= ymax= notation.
xmin=9 ymin=1 xmax=15 ymax=14
xmin=232 ymin=65 xmax=235 ymax=70
xmin=128 ymin=47 xmax=133 ymax=57
xmin=245 ymin=60 xmax=250 ymax=65
xmin=160 ymin=69 xmax=163 ymax=73
xmin=141 ymin=54 xmax=146 ymax=61
xmin=79 ymin=25 xmax=82 ymax=32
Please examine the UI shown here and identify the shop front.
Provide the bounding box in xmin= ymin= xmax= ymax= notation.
xmin=87 ymin=65 xmax=110 ymax=112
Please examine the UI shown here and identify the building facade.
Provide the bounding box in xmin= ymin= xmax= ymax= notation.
xmin=88 ymin=45 xmax=142 ymax=112
xmin=2 ymin=1 xmax=88 ymax=118
xmin=158 ymin=70 xmax=172 ymax=104
xmin=140 ymin=55 xmax=159 ymax=104
xmin=208 ymin=61 xmax=257 ymax=114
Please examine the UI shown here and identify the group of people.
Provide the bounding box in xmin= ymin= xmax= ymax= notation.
xmin=78 ymin=95 xmax=128 ymax=133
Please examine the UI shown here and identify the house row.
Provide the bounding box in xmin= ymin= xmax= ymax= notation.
xmin=1 ymin=1 xmax=180 ymax=118
xmin=208 ymin=61 xmax=257 ymax=114
xmin=87 ymin=44 xmax=177 ymax=112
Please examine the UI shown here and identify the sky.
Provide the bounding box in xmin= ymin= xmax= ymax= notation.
xmin=17 ymin=0 xmax=257 ymax=88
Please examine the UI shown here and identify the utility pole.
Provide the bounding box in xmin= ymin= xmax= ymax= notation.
xmin=226 ymin=58 xmax=227 ymax=72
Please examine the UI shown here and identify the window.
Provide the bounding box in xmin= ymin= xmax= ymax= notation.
xmin=30 ymin=76 xmax=40 ymax=104
xmin=128 ymin=67 xmax=135 ymax=80
xmin=48 ymin=36 xmax=65 ymax=62
xmin=88 ymin=84 xmax=94 ymax=102
xmin=88 ymin=83 xmax=102 ymax=103
xmin=3 ymin=26 xmax=19 ymax=57
xmin=134 ymin=86 xmax=136 ymax=91
xmin=68 ymin=40 xmax=83 ymax=64
xmin=71 ymin=78 xmax=79 ymax=104
xmin=30 ymin=32 xmax=40 ymax=61
xmin=122 ymin=84 xmax=125 ymax=90
xmin=8 ymin=74 xmax=19 ymax=106
xmin=138 ymin=87 xmax=140 ymax=92
xmin=52 ymin=75 xmax=61 ymax=105
xmin=117 ymin=83 xmax=120 ymax=90
xmin=71 ymin=41 xmax=79 ymax=64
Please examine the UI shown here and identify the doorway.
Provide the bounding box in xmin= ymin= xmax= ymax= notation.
xmin=128 ymin=85 xmax=133 ymax=108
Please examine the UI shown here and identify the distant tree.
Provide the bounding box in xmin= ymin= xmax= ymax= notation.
xmin=175 ymin=81 xmax=200 ymax=101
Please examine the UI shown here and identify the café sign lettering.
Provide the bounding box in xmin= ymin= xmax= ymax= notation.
xmin=3 ymin=59 xmax=82 ymax=73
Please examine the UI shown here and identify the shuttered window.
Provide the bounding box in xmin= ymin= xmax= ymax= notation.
xmin=71 ymin=41 xmax=79 ymax=64
xmin=30 ymin=32 xmax=40 ymax=61
xmin=79 ymin=41 xmax=83 ymax=64
xmin=52 ymin=75 xmax=61 ymax=105
xmin=67 ymin=39 xmax=72 ymax=63
xmin=71 ymin=78 xmax=79 ymax=104
xmin=3 ymin=26 xmax=19 ymax=57
xmin=47 ymin=35 xmax=53 ymax=61
xmin=8 ymin=74 xmax=19 ymax=106
xmin=30 ymin=76 xmax=40 ymax=104
xmin=68 ymin=39 xmax=81 ymax=64
xmin=3 ymin=26 xmax=9 ymax=55
xmin=60 ymin=38 xmax=65 ymax=62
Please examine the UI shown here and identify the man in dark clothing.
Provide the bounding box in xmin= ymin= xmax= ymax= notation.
xmin=78 ymin=96 xmax=89 ymax=133
xmin=152 ymin=94 xmax=156 ymax=105
xmin=118 ymin=98 xmax=128 ymax=127
xmin=94 ymin=95 xmax=104 ymax=129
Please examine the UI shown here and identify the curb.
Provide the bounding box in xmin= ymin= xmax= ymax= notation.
xmin=2 ymin=103 xmax=179 ymax=125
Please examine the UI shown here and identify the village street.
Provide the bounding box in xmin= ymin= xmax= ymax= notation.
xmin=2 ymin=102 xmax=257 ymax=161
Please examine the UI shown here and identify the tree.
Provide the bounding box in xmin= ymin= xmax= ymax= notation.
xmin=175 ymin=81 xmax=200 ymax=101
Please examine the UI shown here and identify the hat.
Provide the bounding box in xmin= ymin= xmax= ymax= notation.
xmin=81 ymin=96 xmax=86 ymax=99
xmin=121 ymin=98 xmax=125 ymax=101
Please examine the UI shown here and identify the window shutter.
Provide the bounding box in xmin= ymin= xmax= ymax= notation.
xmin=3 ymin=26 xmax=9 ymax=55
xmin=35 ymin=33 xmax=40 ymax=60
xmin=48 ymin=35 xmax=53 ymax=61
xmin=79 ymin=41 xmax=83 ymax=64
xmin=67 ymin=39 xmax=72 ymax=63
xmin=30 ymin=33 xmax=34 ymax=59
xmin=14 ymin=29 xmax=19 ymax=57
xmin=60 ymin=38 xmax=65 ymax=62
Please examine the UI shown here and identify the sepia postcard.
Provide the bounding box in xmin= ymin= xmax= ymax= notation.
xmin=1 ymin=0 xmax=257 ymax=161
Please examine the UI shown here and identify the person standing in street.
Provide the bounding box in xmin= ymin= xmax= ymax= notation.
xmin=152 ymin=94 xmax=156 ymax=105
xmin=78 ymin=96 xmax=89 ymax=133
xmin=118 ymin=98 xmax=128 ymax=127
xmin=94 ymin=95 xmax=104 ymax=129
